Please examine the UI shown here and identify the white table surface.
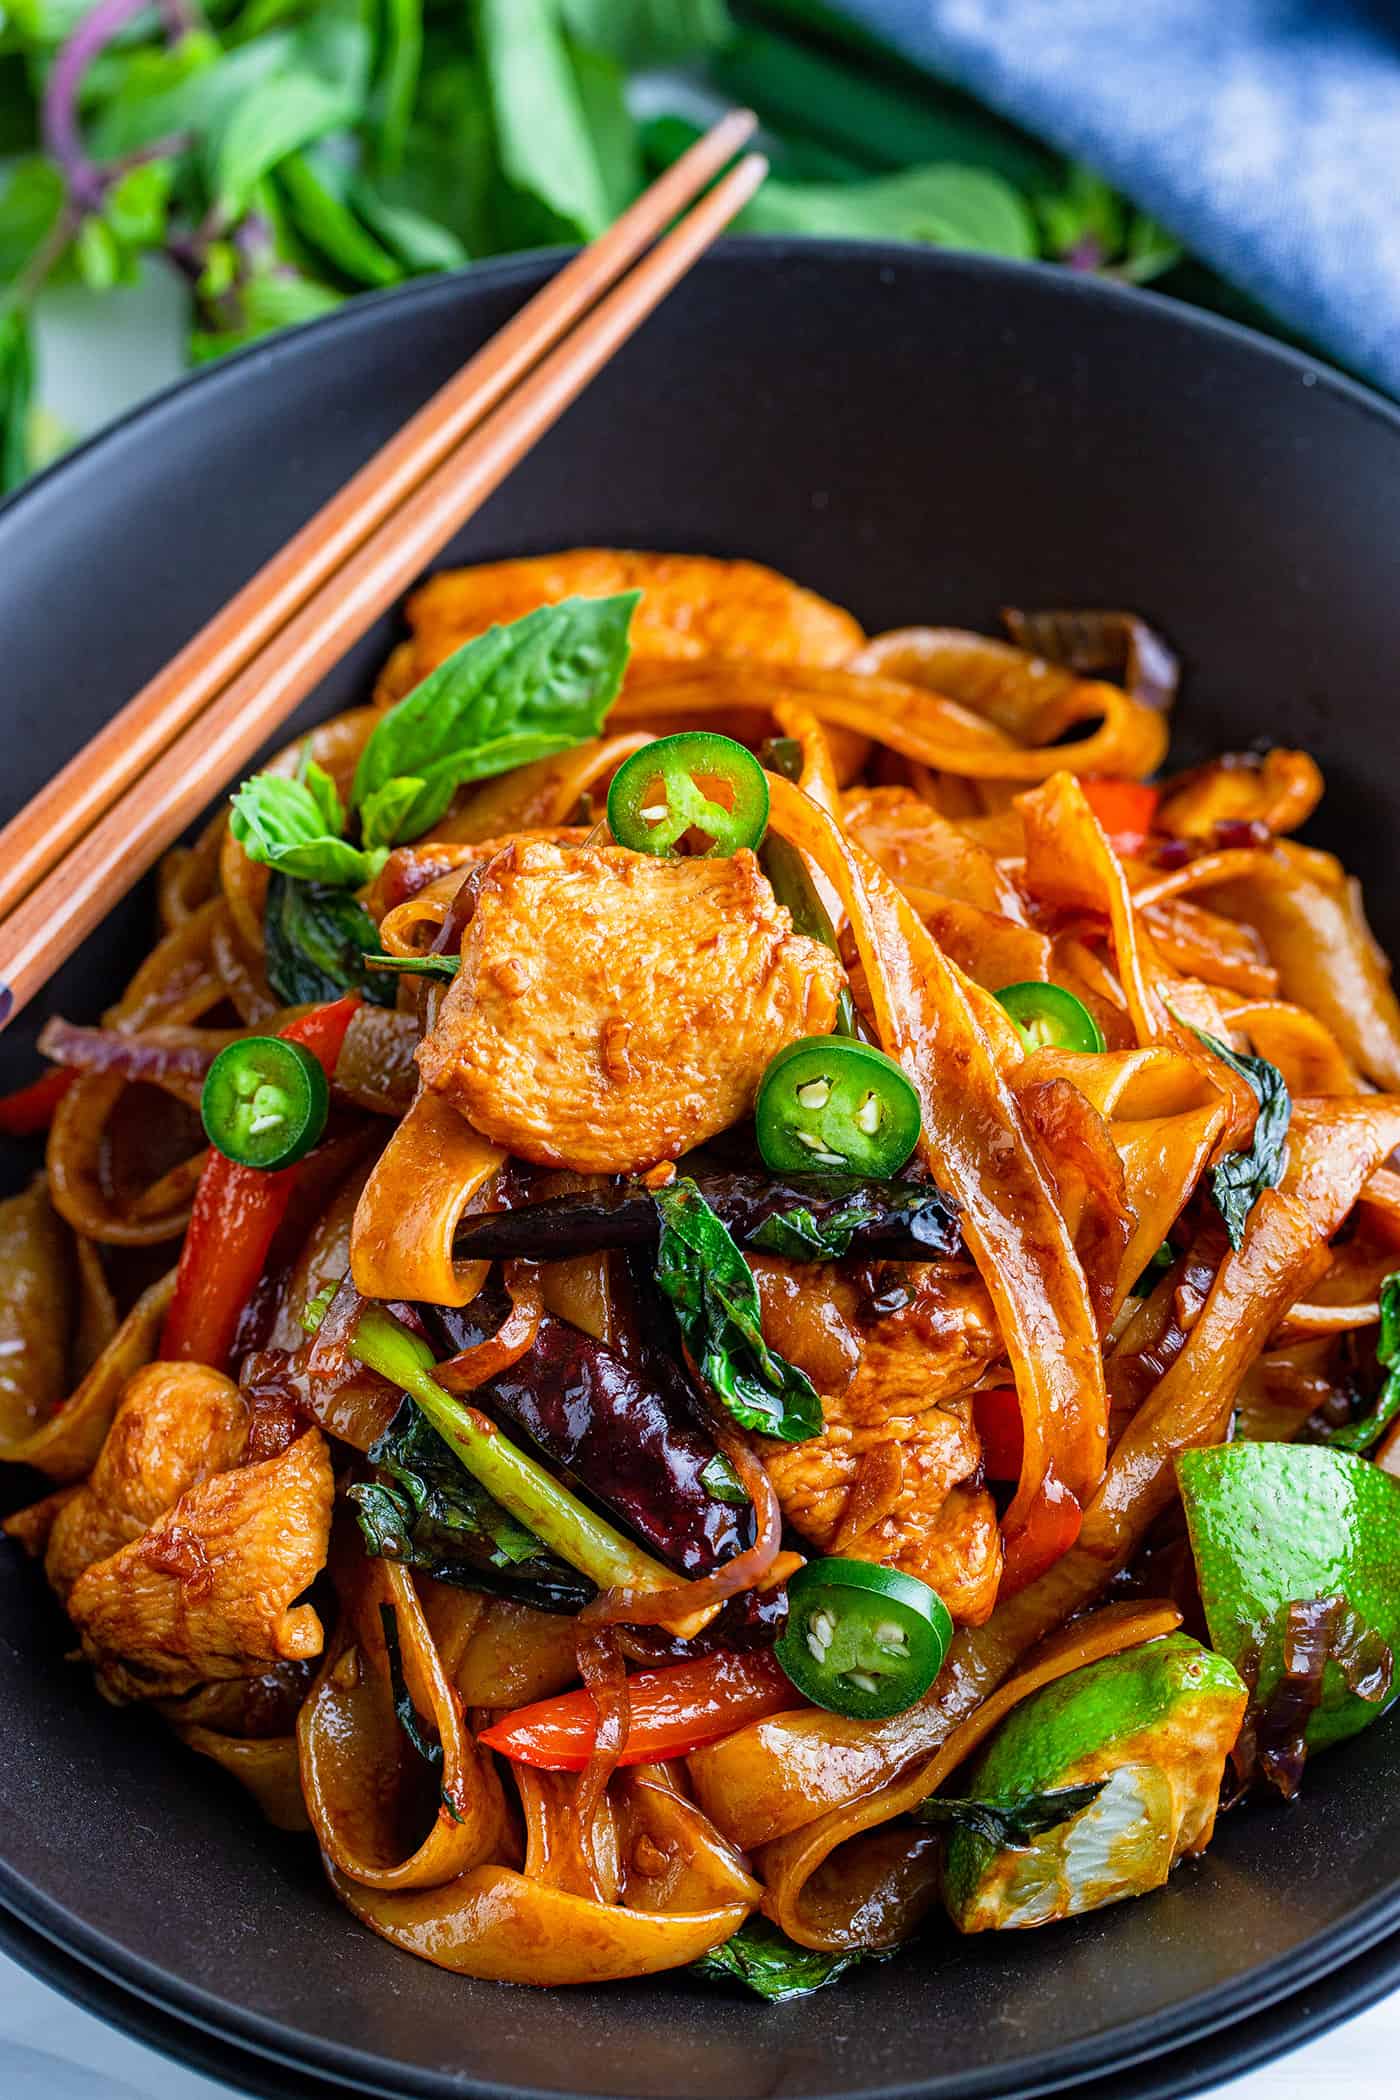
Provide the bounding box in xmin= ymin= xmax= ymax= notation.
xmin=8 ymin=257 xmax=1400 ymax=2100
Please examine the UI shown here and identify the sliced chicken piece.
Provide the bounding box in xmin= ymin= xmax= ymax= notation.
xmin=375 ymin=549 xmax=864 ymax=705
xmin=45 ymin=1361 xmax=249 ymax=1600
xmin=753 ymin=1258 xmax=1005 ymax=1624
xmin=417 ymin=842 xmax=843 ymax=1172
xmin=66 ymin=1429 xmax=333 ymax=1703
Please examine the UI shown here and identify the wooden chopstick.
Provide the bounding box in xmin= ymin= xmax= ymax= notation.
xmin=0 ymin=149 xmax=768 ymax=1034
xmin=0 ymin=108 xmax=758 ymax=929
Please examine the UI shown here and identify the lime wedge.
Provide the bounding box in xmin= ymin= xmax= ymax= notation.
xmin=944 ymin=1635 xmax=1245 ymax=1933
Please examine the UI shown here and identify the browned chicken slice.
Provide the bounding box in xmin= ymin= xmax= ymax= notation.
xmin=66 ymin=1429 xmax=333 ymax=1703
xmin=45 ymin=1361 xmax=249 ymax=1600
xmin=417 ymin=842 xmax=843 ymax=1172
xmin=375 ymin=549 xmax=864 ymax=705
xmin=753 ymin=1258 xmax=1005 ymax=1624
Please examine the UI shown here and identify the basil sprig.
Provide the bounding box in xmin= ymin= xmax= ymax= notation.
xmin=652 ymin=1177 xmax=822 ymax=1444
xmin=1189 ymin=1025 xmax=1291 ymax=1249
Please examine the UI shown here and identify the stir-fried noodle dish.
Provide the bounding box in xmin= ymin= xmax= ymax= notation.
xmin=6 ymin=550 xmax=1400 ymax=1995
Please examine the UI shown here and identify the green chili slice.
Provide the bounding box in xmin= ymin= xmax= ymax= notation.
xmin=996 ymin=981 xmax=1106 ymax=1055
xmin=201 ymin=1036 xmax=329 ymax=1170
xmin=775 ymin=1558 xmax=952 ymax=1719
xmin=607 ymin=732 xmax=769 ymax=857
xmin=755 ymin=1036 xmax=921 ymax=1177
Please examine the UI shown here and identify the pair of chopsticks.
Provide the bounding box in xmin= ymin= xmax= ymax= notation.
xmin=0 ymin=113 xmax=766 ymax=1037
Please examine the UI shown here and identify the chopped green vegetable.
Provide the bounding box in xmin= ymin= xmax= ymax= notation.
xmin=996 ymin=981 xmax=1105 ymax=1055
xmin=775 ymin=1557 xmax=951 ymax=1719
xmin=607 ymin=731 xmax=769 ymax=858
xmin=691 ymin=1916 xmax=876 ymax=2003
xmin=1189 ymin=1026 xmax=1292 ymax=1249
xmin=362 ymin=950 xmax=461 ymax=983
xmin=755 ymin=1036 xmax=921 ymax=1178
xmin=201 ymin=1034 xmax=329 ymax=1170
xmin=348 ymin=1303 xmax=686 ymax=1598
xmin=351 ymin=1398 xmax=594 ymax=1612
xmin=745 ymin=1180 xmax=944 ymax=1261
xmin=652 ymin=1177 xmax=822 ymax=1443
xmin=352 ymin=593 xmax=638 ymax=843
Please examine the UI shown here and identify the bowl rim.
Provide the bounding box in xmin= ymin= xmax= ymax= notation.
xmin=4 ymin=236 xmax=1400 ymax=2100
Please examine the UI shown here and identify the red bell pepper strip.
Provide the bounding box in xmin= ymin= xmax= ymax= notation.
xmin=159 ymin=996 xmax=360 ymax=1370
xmin=998 ymin=1476 xmax=1083 ymax=1599
xmin=1080 ymin=777 xmax=1159 ymax=857
xmin=973 ymin=1385 xmax=1023 ymax=1483
xmin=477 ymin=1650 xmax=799 ymax=1770
xmin=0 ymin=1067 xmax=75 ymax=1136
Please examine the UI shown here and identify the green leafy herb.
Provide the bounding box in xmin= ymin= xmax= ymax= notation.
xmin=914 ymin=1781 xmax=1107 ymax=1847
xmin=691 ymin=1917 xmax=876 ymax=2003
xmin=378 ymin=1601 xmax=442 ymax=1769
xmin=264 ymin=873 xmax=396 ymax=1008
xmin=1189 ymin=1027 xmax=1292 ymax=1249
xmin=742 ymin=162 xmax=1037 ymax=257
xmin=230 ymin=772 xmax=384 ymax=887
xmin=0 ymin=305 xmax=34 ymax=495
xmin=747 ymin=1182 xmax=942 ymax=1261
xmin=699 ymin=1451 xmax=749 ymax=1505
xmin=375 ymin=0 xmax=423 ymax=177
xmin=351 ymin=592 xmax=639 ymax=843
xmin=1320 ymin=1271 xmax=1400 ymax=1455
xmin=359 ymin=773 xmax=428 ymax=850
xmin=277 ymin=148 xmax=402 ymax=289
xmin=559 ymin=0 xmax=733 ymax=68
xmin=652 ymin=1178 xmax=822 ymax=1443
xmin=1130 ymin=1240 xmax=1176 ymax=1296
xmin=210 ymin=65 xmax=365 ymax=221
xmin=352 ymin=1398 xmax=595 ymax=1613
xmin=477 ymin=0 xmax=610 ymax=241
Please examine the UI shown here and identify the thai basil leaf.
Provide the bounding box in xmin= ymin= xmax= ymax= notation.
xmin=102 ymin=158 xmax=174 ymax=248
xmin=209 ymin=68 xmax=363 ymax=219
xmin=0 ymin=306 xmax=34 ymax=497
xmin=652 ymin=1178 xmax=822 ymax=1443
xmin=352 ymin=592 xmax=639 ymax=843
xmin=747 ymin=1183 xmax=942 ymax=1262
xmin=569 ymin=42 xmax=642 ymax=220
xmin=559 ymin=0 xmax=733 ymax=67
xmin=264 ymin=873 xmax=397 ymax=1008
xmin=359 ymin=774 xmax=427 ymax=850
xmin=0 ymin=156 xmax=65 ymax=280
xmin=698 ymin=1451 xmax=749 ymax=1506
xmin=477 ymin=0 xmax=610 ymax=240
xmin=277 ymin=148 xmax=402 ymax=287
xmin=378 ymin=1603 xmax=442 ymax=1770
xmin=691 ymin=1917 xmax=874 ymax=2003
xmin=350 ymin=1398 xmax=595 ymax=1613
xmin=350 ymin=180 xmax=468 ymax=273
xmin=230 ymin=773 xmax=384 ymax=886
xmin=741 ymin=164 xmax=1037 ymax=260
xmin=914 ymin=1781 xmax=1107 ymax=1848
xmin=1190 ymin=1027 xmax=1291 ymax=1249
xmin=191 ymin=271 xmax=343 ymax=362
xmin=1320 ymin=1270 xmax=1400 ymax=1455
xmin=374 ymin=0 xmax=422 ymax=175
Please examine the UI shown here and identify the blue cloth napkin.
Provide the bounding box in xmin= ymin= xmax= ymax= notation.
xmin=838 ymin=0 xmax=1400 ymax=396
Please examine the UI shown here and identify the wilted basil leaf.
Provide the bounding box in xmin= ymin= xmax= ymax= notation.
xmin=652 ymin=1178 xmax=821 ymax=1443
xmin=352 ymin=592 xmax=638 ymax=843
xmin=1319 ymin=1271 xmax=1400 ymax=1455
xmin=378 ymin=1603 xmax=442 ymax=1770
xmin=1189 ymin=1027 xmax=1291 ymax=1249
xmin=914 ymin=1781 xmax=1107 ymax=1847
xmin=264 ymin=873 xmax=396 ymax=1008
xmin=691 ymin=1917 xmax=875 ymax=2003
xmin=351 ymin=1399 xmax=595 ymax=1613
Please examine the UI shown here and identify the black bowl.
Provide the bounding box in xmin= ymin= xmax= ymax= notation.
xmin=3 ymin=243 xmax=1400 ymax=2100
